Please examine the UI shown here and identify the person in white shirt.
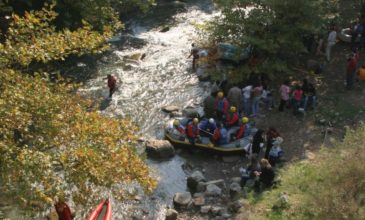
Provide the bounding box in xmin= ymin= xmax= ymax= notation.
xmin=242 ymin=83 xmax=253 ymax=115
xmin=326 ymin=26 xmax=337 ymax=62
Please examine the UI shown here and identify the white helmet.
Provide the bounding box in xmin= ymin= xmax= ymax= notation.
xmin=208 ymin=118 xmax=215 ymax=124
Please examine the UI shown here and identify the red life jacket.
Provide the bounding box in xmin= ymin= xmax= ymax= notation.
xmin=176 ymin=126 xmax=185 ymax=134
xmin=213 ymin=128 xmax=221 ymax=141
xmin=55 ymin=202 xmax=73 ymax=220
xmin=236 ymin=124 xmax=246 ymax=139
xmin=226 ymin=112 xmax=239 ymax=126
xmin=186 ymin=122 xmax=199 ymax=138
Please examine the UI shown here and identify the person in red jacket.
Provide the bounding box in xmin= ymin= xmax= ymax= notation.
xmin=106 ymin=74 xmax=117 ymax=98
xmin=225 ymin=106 xmax=239 ymax=127
xmin=186 ymin=118 xmax=200 ymax=144
xmin=55 ymin=199 xmax=73 ymax=220
xmin=214 ymin=91 xmax=229 ymax=121
xmin=233 ymin=117 xmax=250 ymax=140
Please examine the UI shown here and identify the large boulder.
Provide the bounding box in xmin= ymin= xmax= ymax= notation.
xmin=146 ymin=139 xmax=175 ymax=158
xmin=173 ymin=192 xmax=192 ymax=209
xmin=187 ymin=171 xmax=206 ymax=191
xmin=229 ymin=182 xmax=242 ymax=199
xmin=161 ymin=105 xmax=180 ymax=113
xmin=182 ymin=107 xmax=200 ymax=118
xmin=205 ymin=184 xmax=222 ymax=197
xmin=165 ymin=208 xmax=178 ymax=220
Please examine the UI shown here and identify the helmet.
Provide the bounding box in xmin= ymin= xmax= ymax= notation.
xmin=192 ymin=118 xmax=199 ymax=124
xmin=230 ymin=106 xmax=237 ymax=112
xmin=208 ymin=118 xmax=215 ymax=124
xmin=173 ymin=119 xmax=180 ymax=126
xmin=217 ymin=91 xmax=224 ymax=98
xmin=242 ymin=117 xmax=249 ymax=123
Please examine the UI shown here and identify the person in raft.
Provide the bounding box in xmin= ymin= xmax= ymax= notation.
xmin=106 ymin=74 xmax=117 ymax=98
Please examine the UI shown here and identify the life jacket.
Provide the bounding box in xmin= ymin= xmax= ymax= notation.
xmin=55 ymin=202 xmax=73 ymax=220
xmin=219 ymin=128 xmax=228 ymax=145
xmin=175 ymin=125 xmax=185 ymax=134
xmin=226 ymin=112 xmax=239 ymax=127
xmin=214 ymin=98 xmax=229 ymax=113
xmin=236 ymin=123 xmax=250 ymax=139
xmin=359 ymin=67 xmax=365 ymax=81
xmin=186 ymin=122 xmax=199 ymax=138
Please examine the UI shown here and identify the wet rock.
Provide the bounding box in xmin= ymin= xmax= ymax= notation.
xmin=222 ymin=156 xmax=241 ymax=163
xmin=205 ymin=184 xmax=222 ymax=197
xmin=160 ymin=26 xmax=170 ymax=32
xmin=187 ymin=171 xmax=206 ymax=191
xmin=165 ymin=208 xmax=178 ymax=220
xmin=200 ymin=205 xmax=211 ymax=214
xmin=173 ymin=192 xmax=192 ymax=208
xmin=169 ymin=111 xmax=183 ymax=117
xmin=193 ymin=195 xmax=205 ymax=206
xmin=162 ymin=105 xmax=180 ymax=113
xmin=182 ymin=107 xmax=200 ymax=118
xmin=146 ymin=139 xmax=175 ymax=158
xmin=229 ymin=182 xmax=242 ymax=199
xmin=111 ymin=34 xmax=147 ymax=49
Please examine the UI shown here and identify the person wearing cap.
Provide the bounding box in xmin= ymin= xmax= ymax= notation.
xmin=198 ymin=118 xmax=217 ymax=135
xmin=214 ymin=91 xmax=229 ymax=121
xmin=233 ymin=117 xmax=251 ymax=140
xmin=168 ymin=119 xmax=186 ymax=140
xmin=225 ymin=106 xmax=239 ymax=128
xmin=186 ymin=118 xmax=200 ymax=144
xmin=212 ymin=122 xmax=228 ymax=146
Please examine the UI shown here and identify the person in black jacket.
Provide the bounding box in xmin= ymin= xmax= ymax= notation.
xmin=253 ymin=159 xmax=275 ymax=192
xmin=252 ymin=129 xmax=265 ymax=156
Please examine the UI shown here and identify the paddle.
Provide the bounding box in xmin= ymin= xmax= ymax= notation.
xmin=199 ymin=128 xmax=214 ymax=136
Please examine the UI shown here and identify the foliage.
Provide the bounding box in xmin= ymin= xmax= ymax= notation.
xmin=249 ymin=124 xmax=365 ymax=220
xmin=0 ymin=4 xmax=156 ymax=212
xmin=205 ymin=0 xmax=339 ymax=79
xmin=0 ymin=3 xmax=112 ymax=68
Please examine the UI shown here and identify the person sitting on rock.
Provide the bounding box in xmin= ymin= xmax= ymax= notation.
xmin=211 ymin=123 xmax=228 ymax=146
xmin=225 ymin=106 xmax=239 ymax=128
xmin=186 ymin=118 xmax=200 ymax=144
xmin=253 ymin=159 xmax=275 ymax=191
xmin=214 ymin=91 xmax=229 ymax=122
xmin=198 ymin=118 xmax=217 ymax=136
xmin=232 ymin=117 xmax=251 ymax=140
xmin=168 ymin=119 xmax=186 ymax=140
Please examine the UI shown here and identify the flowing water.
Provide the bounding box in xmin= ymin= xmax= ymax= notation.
xmin=0 ymin=1 xmax=221 ymax=219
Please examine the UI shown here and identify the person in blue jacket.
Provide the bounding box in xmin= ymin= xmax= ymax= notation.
xmin=198 ymin=118 xmax=217 ymax=135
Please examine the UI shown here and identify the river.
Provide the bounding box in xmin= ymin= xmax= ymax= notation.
xmin=0 ymin=0 xmax=223 ymax=219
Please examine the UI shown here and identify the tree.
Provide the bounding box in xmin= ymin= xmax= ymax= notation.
xmin=0 ymin=4 xmax=156 ymax=213
xmin=206 ymin=0 xmax=339 ymax=79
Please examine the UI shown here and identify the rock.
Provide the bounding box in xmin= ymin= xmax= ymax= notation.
xmin=173 ymin=192 xmax=192 ymax=208
xmin=146 ymin=139 xmax=175 ymax=158
xmin=200 ymin=205 xmax=211 ymax=214
xmin=211 ymin=206 xmax=223 ymax=216
xmin=196 ymin=181 xmax=207 ymax=192
xmin=165 ymin=208 xmax=178 ymax=220
xmin=205 ymin=179 xmax=225 ymax=189
xmin=231 ymin=177 xmax=241 ymax=184
xmin=160 ymin=26 xmax=170 ymax=32
xmin=162 ymin=105 xmax=180 ymax=113
xmin=222 ymin=156 xmax=241 ymax=163
xmin=182 ymin=107 xmax=200 ymax=118
xmin=229 ymin=182 xmax=242 ymax=199
xmin=304 ymin=150 xmax=315 ymax=160
xmin=187 ymin=171 xmax=206 ymax=191
xmin=205 ymin=184 xmax=222 ymax=197
xmin=169 ymin=111 xmax=183 ymax=117
xmin=193 ymin=195 xmax=205 ymax=206
xmin=229 ymin=199 xmax=247 ymax=213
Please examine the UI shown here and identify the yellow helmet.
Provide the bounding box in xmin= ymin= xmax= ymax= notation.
xmin=193 ymin=118 xmax=199 ymax=124
xmin=217 ymin=91 xmax=224 ymax=98
xmin=230 ymin=106 xmax=237 ymax=112
xmin=242 ymin=117 xmax=249 ymax=123
xmin=173 ymin=119 xmax=180 ymax=126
